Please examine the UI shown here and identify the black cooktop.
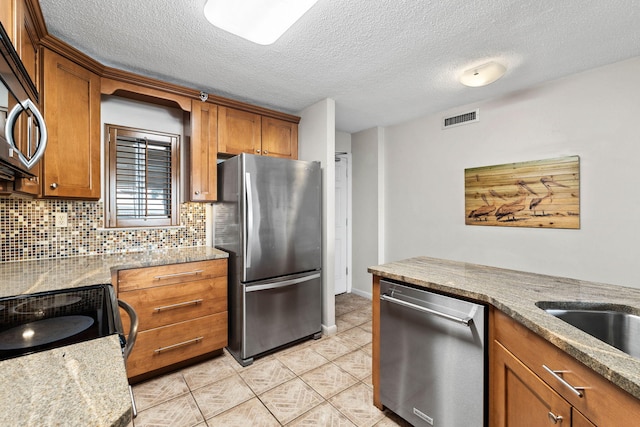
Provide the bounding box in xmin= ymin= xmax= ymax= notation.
xmin=0 ymin=284 xmax=124 ymax=361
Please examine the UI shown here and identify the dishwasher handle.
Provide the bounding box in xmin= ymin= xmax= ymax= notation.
xmin=380 ymin=293 xmax=474 ymax=327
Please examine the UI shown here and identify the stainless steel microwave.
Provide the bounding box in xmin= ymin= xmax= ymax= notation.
xmin=0 ymin=22 xmax=47 ymax=180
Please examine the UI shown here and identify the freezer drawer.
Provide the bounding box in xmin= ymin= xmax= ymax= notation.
xmin=228 ymin=272 xmax=322 ymax=366
xmin=380 ymin=280 xmax=487 ymax=427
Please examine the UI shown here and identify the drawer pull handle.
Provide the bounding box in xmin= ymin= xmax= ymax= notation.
xmin=547 ymin=412 xmax=564 ymax=424
xmin=154 ymin=299 xmax=203 ymax=312
xmin=542 ymin=365 xmax=585 ymax=398
xmin=153 ymin=270 xmax=204 ymax=280
xmin=154 ymin=337 xmax=204 ymax=354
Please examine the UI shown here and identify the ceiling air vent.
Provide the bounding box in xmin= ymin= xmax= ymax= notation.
xmin=442 ymin=109 xmax=479 ymax=129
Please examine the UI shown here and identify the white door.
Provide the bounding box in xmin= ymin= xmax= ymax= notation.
xmin=334 ymin=153 xmax=350 ymax=294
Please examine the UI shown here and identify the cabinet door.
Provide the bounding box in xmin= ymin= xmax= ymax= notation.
xmin=41 ymin=48 xmax=100 ymax=199
xmin=189 ymin=100 xmax=217 ymax=201
xmin=492 ymin=341 xmax=571 ymax=427
xmin=572 ymin=409 xmax=596 ymax=427
xmin=261 ymin=116 xmax=298 ymax=159
xmin=217 ymin=106 xmax=261 ymax=156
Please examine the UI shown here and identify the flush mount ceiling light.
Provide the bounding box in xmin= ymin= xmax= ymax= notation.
xmin=204 ymin=0 xmax=319 ymax=45
xmin=459 ymin=61 xmax=507 ymax=87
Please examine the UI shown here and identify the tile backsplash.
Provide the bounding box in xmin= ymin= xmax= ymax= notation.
xmin=0 ymin=199 xmax=206 ymax=263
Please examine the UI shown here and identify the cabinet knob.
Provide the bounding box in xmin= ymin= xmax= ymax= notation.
xmin=547 ymin=412 xmax=563 ymax=424
xmin=50 ymin=183 xmax=58 ymax=189
xmin=256 ymin=149 xmax=261 ymax=154
xmin=194 ymin=191 xmax=200 ymax=195
xmin=263 ymin=150 xmax=268 ymax=155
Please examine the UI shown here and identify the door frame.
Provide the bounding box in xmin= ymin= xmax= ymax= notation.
xmin=335 ymin=152 xmax=352 ymax=294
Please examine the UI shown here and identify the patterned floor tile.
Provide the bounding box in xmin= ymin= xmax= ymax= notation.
xmin=338 ymin=326 xmax=372 ymax=348
xmin=259 ymin=378 xmax=324 ymax=424
xmin=206 ymin=397 xmax=280 ymax=427
xmin=133 ymin=394 xmax=204 ymax=427
xmin=287 ymin=402 xmax=357 ymax=427
xmin=339 ymin=310 xmax=371 ymax=327
xmin=300 ymin=362 xmax=358 ymax=399
xmin=333 ymin=349 xmax=372 ymax=380
xmin=373 ymin=410 xmax=413 ymax=426
xmin=239 ymin=358 xmax=296 ymax=394
xmin=329 ymin=383 xmax=385 ymax=427
xmin=132 ymin=372 xmax=190 ymax=412
xmin=192 ymin=374 xmax=255 ymax=419
xmin=336 ymin=317 xmax=356 ymax=333
xmin=276 ymin=346 xmax=330 ymax=375
xmin=181 ymin=355 xmax=237 ymax=391
xmin=310 ymin=335 xmax=356 ymax=360
xmin=360 ymin=342 xmax=373 ymax=356
xmin=359 ymin=321 xmax=373 ymax=334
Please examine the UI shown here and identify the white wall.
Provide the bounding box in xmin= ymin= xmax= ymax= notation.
xmin=298 ymin=98 xmax=337 ymax=334
xmin=336 ymin=131 xmax=352 ymax=153
xmin=351 ymin=127 xmax=385 ymax=297
xmin=383 ymin=56 xmax=640 ymax=289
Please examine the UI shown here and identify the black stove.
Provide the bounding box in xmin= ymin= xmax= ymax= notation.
xmin=0 ymin=284 xmax=125 ymax=361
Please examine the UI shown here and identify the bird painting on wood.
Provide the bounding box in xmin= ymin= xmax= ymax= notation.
xmin=468 ymin=194 xmax=496 ymax=220
xmin=495 ymin=180 xmax=538 ymax=221
xmin=529 ymin=177 xmax=568 ymax=216
xmin=464 ymin=156 xmax=580 ymax=229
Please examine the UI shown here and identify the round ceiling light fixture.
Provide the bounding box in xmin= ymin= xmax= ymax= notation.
xmin=460 ymin=61 xmax=507 ymax=87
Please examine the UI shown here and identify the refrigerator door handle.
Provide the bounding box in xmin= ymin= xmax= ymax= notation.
xmin=245 ymin=172 xmax=253 ymax=269
xmin=245 ymin=273 xmax=321 ymax=292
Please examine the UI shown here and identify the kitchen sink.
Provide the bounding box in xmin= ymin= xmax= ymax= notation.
xmin=536 ymin=302 xmax=640 ymax=359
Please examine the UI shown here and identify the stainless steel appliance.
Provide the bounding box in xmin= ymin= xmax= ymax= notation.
xmin=215 ymin=154 xmax=322 ymax=366
xmin=380 ymin=280 xmax=487 ymax=427
xmin=0 ymin=23 xmax=47 ymax=179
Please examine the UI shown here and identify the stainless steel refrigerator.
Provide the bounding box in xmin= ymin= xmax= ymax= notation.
xmin=214 ymin=154 xmax=322 ymax=366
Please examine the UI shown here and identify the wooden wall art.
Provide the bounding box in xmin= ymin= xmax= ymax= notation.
xmin=465 ymin=156 xmax=580 ymax=229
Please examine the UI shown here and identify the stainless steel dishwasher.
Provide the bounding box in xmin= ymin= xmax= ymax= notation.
xmin=380 ymin=279 xmax=487 ymax=427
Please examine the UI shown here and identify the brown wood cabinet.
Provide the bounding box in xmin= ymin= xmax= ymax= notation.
xmin=188 ymin=100 xmax=218 ymax=202
xmin=218 ymin=106 xmax=298 ymax=159
xmin=117 ymin=259 xmax=228 ymax=381
xmin=262 ymin=116 xmax=298 ymax=159
xmin=217 ymin=106 xmax=261 ymax=156
xmin=491 ymin=309 xmax=639 ymax=427
xmin=1 ymin=0 xmax=40 ymax=86
xmin=41 ymin=48 xmax=100 ymax=198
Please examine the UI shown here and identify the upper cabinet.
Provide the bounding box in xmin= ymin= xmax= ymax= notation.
xmin=1 ymin=0 xmax=41 ymax=87
xmin=262 ymin=116 xmax=298 ymax=159
xmin=189 ymin=100 xmax=218 ymax=202
xmin=217 ymin=106 xmax=261 ymax=156
xmin=218 ymin=106 xmax=298 ymax=160
xmin=41 ymin=48 xmax=101 ymax=199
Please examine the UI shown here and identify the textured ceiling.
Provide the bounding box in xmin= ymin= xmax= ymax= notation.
xmin=39 ymin=0 xmax=640 ymax=133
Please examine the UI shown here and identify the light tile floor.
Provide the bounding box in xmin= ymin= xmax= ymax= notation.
xmin=128 ymin=293 xmax=410 ymax=427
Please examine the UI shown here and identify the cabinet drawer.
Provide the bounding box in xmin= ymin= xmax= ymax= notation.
xmin=126 ymin=312 xmax=228 ymax=378
xmin=494 ymin=310 xmax=640 ymax=426
xmin=119 ymin=277 xmax=226 ymax=331
xmin=118 ymin=260 xmax=227 ymax=292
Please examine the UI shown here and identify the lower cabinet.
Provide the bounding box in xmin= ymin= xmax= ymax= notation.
xmin=116 ymin=259 xmax=228 ymax=381
xmin=491 ymin=309 xmax=638 ymax=426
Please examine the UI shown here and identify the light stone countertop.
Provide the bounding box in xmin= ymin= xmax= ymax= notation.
xmin=0 ymin=246 xmax=229 ymax=298
xmin=0 ymin=246 xmax=229 ymax=426
xmin=368 ymin=256 xmax=640 ymax=401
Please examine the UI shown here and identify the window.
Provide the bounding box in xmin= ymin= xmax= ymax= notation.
xmin=105 ymin=125 xmax=180 ymax=228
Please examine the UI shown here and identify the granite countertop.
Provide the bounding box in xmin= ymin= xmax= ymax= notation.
xmin=0 ymin=246 xmax=229 ymax=426
xmin=368 ymin=256 xmax=640 ymax=401
xmin=0 ymin=246 xmax=229 ymax=298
